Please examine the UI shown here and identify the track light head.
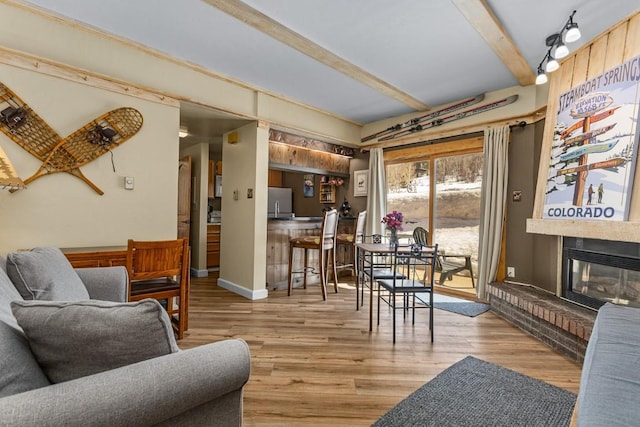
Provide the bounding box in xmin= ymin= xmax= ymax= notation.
xmin=564 ymin=11 xmax=581 ymax=43
xmin=545 ymin=58 xmax=560 ymax=73
xmin=553 ymin=42 xmax=569 ymax=59
xmin=536 ymin=68 xmax=548 ymax=85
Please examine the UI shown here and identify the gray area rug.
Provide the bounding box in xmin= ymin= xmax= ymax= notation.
xmin=433 ymin=301 xmax=490 ymax=317
xmin=415 ymin=293 xmax=491 ymax=317
xmin=372 ymin=356 xmax=576 ymax=427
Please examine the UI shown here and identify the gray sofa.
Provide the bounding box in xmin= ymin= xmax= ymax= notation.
xmin=573 ymin=302 xmax=640 ymax=426
xmin=0 ymin=253 xmax=251 ymax=426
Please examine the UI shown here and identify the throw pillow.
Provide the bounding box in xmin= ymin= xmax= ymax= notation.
xmin=0 ymin=258 xmax=24 ymax=331
xmin=11 ymin=299 xmax=179 ymax=383
xmin=0 ymin=320 xmax=50 ymax=397
xmin=6 ymin=247 xmax=90 ymax=300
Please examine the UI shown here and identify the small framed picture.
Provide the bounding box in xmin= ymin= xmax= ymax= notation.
xmin=303 ymin=174 xmax=314 ymax=197
xmin=354 ymin=170 xmax=368 ymax=197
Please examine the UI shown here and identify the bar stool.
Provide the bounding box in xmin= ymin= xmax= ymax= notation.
xmin=288 ymin=209 xmax=339 ymax=300
xmin=335 ymin=211 xmax=367 ymax=307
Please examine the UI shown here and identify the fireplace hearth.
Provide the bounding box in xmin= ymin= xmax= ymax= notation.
xmin=563 ymin=238 xmax=640 ymax=310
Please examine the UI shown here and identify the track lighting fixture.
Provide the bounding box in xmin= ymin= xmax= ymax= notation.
xmin=564 ymin=13 xmax=581 ymax=43
xmin=535 ymin=10 xmax=582 ymax=85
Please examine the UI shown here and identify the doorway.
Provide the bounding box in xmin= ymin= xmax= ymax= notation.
xmin=386 ymin=150 xmax=482 ymax=296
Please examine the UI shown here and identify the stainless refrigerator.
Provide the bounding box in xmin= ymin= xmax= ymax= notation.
xmin=267 ymin=187 xmax=293 ymax=218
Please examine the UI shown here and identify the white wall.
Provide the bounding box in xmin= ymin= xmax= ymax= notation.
xmin=0 ymin=65 xmax=179 ymax=254
xmin=218 ymin=122 xmax=269 ymax=299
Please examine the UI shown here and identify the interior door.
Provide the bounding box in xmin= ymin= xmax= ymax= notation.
xmin=177 ymin=155 xmax=192 ymax=241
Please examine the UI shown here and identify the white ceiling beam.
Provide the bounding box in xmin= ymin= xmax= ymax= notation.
xmin=202 ymin=0 xmax=431 ymax=112
xmin=452 ymin=0 xmax=536 ymax=86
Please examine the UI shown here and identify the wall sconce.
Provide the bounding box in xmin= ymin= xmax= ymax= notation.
xmin=178 ymin=126 xmax=189 ymax=138
xmin=536 ymin=10 xmax=582 ymax=85
xmin=0 ymin=144 xmax=25 ymax=190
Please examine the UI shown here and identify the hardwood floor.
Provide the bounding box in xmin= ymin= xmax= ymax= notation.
xmin=179 ymin=275 xmax=582 ymax=426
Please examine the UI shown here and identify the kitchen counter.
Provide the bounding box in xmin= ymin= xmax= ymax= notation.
xmin=266 ymin=217 xmax=355 ymax=290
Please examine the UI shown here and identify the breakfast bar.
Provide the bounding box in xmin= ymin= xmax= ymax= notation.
xmin=266 ymin=216 xmax=355 ymax=290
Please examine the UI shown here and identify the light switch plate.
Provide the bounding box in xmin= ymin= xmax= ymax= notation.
xmin=124 ymin=176 xmax=134 ymax=190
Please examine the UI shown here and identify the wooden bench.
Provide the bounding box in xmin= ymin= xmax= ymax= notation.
xmin=437 ymin=253 xmax=475 ymax=287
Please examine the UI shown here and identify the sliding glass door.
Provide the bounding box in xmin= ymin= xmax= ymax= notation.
xmin=433 ymin=152 xmax=482 ymax=262
xmin=386 ymin=149 xmax=482 ymax=287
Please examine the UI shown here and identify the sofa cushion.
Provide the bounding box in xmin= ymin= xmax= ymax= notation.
xmin=11 ymin=299 xmax=179 ymax=383
xmin=6 ymin=247 xmax=90 ymax=301
xmin=0 ymin=256 xmax=23 ymax=331
xmin=0 ymin=319 xmax=50 ymax=397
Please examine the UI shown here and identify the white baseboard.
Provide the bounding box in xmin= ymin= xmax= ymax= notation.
xmin=217 ymin=278 xmax=269 ymax=300
xmin=190 ymin=268 xmax=209 ymax=278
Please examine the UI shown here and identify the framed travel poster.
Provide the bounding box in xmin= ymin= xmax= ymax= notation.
xmin=542 ymin=54 xmax=640 ymax=221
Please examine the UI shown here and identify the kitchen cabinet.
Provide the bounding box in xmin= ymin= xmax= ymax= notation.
xmin=268 ymin=169 xmax=283 ymax=187
xmin=207 ymin=224 xmax=221 ymax=268
xmin=319 ymin=183 xmax=335 ymax=204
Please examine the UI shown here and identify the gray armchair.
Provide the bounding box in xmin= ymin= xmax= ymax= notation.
xmin=1 ymin=259 xmax=251 ymax=426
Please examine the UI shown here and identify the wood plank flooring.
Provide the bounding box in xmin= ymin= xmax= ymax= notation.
xmin=179 ymin=275 xmax=582 ymax=426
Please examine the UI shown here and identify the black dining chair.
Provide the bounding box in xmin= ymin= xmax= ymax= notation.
xmin=376 ymin=242 xmax=438 ymax=343
xmin=357 ymin=233 xmax=407 ymax=311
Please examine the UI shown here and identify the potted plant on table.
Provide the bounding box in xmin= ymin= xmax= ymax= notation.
xmin=382 ymin=211 xmax=403 ymax=247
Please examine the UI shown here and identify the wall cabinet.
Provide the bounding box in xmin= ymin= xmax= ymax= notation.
xmin=319 ymin=183 xmax=335 ymax=204
xmin=207 ymin=224 xmax=221 ymax=268
xmin=268 ymin=169 xmax=283 ymax=187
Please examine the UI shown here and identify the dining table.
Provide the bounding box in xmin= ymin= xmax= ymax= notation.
xmin=355 ymin=242 xmax=437 ymax=332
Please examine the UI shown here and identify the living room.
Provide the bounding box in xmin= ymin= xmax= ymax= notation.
xmin=1 ymin=1 xmax=640 ymax=426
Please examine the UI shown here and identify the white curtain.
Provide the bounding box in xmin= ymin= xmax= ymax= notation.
xmin=365 ymin=148 xmax=387 ymax=236
xmin=477 ymin=126 xmax=510 ymax=299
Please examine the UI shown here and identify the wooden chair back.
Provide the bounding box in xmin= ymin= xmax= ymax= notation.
xmin=354 ymin=210 xmax=367 ymax=244
xmin=412 ymin=227 xmax=429 ymax=246
xmin=321 ymin=209 xmax=339 ymax=250
xmin=125 ymin=238 xmax=189 ymax=339
xmin=126 ymin=238 xmax=189 ymax=282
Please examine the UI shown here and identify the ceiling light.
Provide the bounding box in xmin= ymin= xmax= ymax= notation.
xmin=178 ymin=126 xmax=189 ymax=138
xmin=535 ymin=68 xmax=548 ymax=85
xmin=564 ymin=12 xmax=581 ymax=43
xmin=553 ymin=42 xmax=569 ymax=59
xmin=534 ymin=10 xmax=581 ymax=85
xmin=545 ymin=58 xmax=560 ymax=73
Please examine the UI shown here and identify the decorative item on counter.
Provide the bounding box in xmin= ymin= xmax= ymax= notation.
xmin=382 ymin=211 xmax=403 ymax=247
xmin=332 ymin=145 xmax=354 ymax=157
xmin=327 ymin=176 xmax=345 ymax=186
xmin=303 ymin=173 xmax=314 ymax=197
xmin=340 ymin=197 xmax=352 ymax=217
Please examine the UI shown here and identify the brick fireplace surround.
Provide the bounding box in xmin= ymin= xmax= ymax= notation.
xmin=487 ymin=282 xmax=596 ymax=363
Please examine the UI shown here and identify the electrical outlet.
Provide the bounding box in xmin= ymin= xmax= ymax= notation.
xmin=507 ymin=267 xmax=515 ymax=278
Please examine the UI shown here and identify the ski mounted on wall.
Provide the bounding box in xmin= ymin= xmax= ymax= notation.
xmin=360 ymin=94 xmax=485 ymax=143
xmin=377 ymin=94 xmax=519 ymax=142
